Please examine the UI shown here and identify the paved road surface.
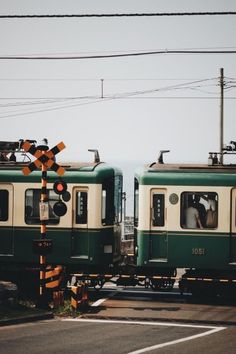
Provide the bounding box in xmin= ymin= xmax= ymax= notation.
xmin=0 ymin=318 xmax=234 ymax=354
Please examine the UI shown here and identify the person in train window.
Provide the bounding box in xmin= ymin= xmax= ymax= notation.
xmin=0 ymin=152 xmax=9 ymax=161
xmin=193 ymin=194 xmax=207 ymax=227
xmin=205 ymin=193 xmax=217 ymax=227
xmin=185 ymin=195 xmax=203 ymax=229
xmin=207 ymin=193 xmax=217 ymax=211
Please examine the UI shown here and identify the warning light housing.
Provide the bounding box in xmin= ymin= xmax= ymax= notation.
xmin=52 ymin=180 xmax=70 ymax=217
xmin=53 ymin=180 xmax=67 ymax=195
xmin=53 ymin=201 xmax=67 ymax=217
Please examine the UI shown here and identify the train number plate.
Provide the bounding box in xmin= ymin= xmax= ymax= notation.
xmin=33 ymin=239 xmax=53 ymax=255
xmin=192 ymin=247 xmax=205 ymax=255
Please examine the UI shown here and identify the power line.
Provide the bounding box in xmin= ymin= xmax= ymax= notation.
xmin=1 ymin=77 xmax=236 ymax=118
xmin=0 ymin=12 xmax=236 ymax=18
xmin=0 ymin=71 xmax=234 ymax=82
xmin=0 ymin=78 xmax=221 ymax=118
xmin=1 ymin=49 xmax=236 ymax=60
xmin=0 ymin=78 xmax=221 ymax=108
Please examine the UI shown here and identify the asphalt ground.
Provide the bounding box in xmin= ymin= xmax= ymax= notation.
xmin=82 ymin=285 xmax=236 ymax=326
xmin=1 ymin=285 xmax=236 ymax=327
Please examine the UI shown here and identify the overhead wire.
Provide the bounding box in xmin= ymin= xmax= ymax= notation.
xmin=0 ymin=12 xmax=236 ymax=18
xmin=0 ymin=77 xmax=221 ymax=118
xmin=1 ymin=49 xmax=236 ymax=60
xmin=0 ymin=76 xmax=236 ymax=119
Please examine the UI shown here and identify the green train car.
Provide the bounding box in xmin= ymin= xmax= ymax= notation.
xmin=134 ymin=152 xmax=236 ymax=294
xmin=0 ymin=144 xmax=123 ymax=285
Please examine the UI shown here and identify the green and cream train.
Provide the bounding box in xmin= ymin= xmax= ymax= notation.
xmin=0 ymin=142 xmax=123 ymax=286
xmin=134 ymin=151 xmax=236 ymax=294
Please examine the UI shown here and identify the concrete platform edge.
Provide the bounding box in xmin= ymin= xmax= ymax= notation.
xmin=0 ymin=312 xmax=54 ymax=327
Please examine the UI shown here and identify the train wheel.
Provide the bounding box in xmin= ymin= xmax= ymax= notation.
xmin=93 ymin=278 xmax=105 ymax=291
xmin=150 ymin=278 xmax=175 ymax=291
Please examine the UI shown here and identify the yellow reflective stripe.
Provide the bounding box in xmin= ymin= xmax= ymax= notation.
xmin=71 ymin=298 xmax=78 ymax=309
xmin=46 ymin=279 xmax=62 ymax=289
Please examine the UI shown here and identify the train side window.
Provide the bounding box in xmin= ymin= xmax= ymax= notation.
xmin=134 ymin=179 xmax=139 ymax=227
xmin=25 ymin=189 xmax=60 ymax=225
xmin=0 ymin=189 xmax=9 ymax=221
xmin=102 ymin=179 xmax=114 ymax=225
xmin=180 ymin=192 xmax=218 ymax=229
xmin=114 ymin=175 xmax=123 ymax=223
xmin=152 ymin=194 xmax=165 ymax=227
xmin=76 ymin=191 xmax=87 ymax=224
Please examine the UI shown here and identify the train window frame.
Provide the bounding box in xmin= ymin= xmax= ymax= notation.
xmin=180 ymin=191 xmax=218 ymax=230
xmin=134 ymin=178 xmax=139 ymax=227
xmin=102 ymin=178 xmax=115 ymax=226
xmin=114 ymin=175 xmax=123 ymax=224
xmin=25 ymin=189 xmax=60 ymax=225
xmin=75 ymin=191 xmax=88 ymax=224
xmin=0 ymin=189 xmax=9 ymax=222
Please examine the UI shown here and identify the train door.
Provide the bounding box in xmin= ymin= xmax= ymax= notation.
xmin=230 ymin=188 xmax=236 ymax=263
xmin=149 ymin=189 xmax=168 ymax=262
xmin=71 ymin=188 xmax=89 ymax=258
xmin=0 ymin=185 xmax=14 ymax=255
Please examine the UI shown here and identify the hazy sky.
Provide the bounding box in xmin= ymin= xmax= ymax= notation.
xmin=0 ymin=0 xmax=236 ymax=167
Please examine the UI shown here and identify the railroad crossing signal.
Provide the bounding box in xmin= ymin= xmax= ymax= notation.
xmin=21 ymin=139 xmax=66 ymax=304
xmin=22 ymin=140 xmax=66 ymax=176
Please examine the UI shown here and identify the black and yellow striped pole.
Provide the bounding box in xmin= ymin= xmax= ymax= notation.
xmin=39 ymin=145 xmax=48 ymax=297
xmin=71 ymin=285 xmax=81 ymax=314
xmin=70 ymin=283 xmax=89 ymax=313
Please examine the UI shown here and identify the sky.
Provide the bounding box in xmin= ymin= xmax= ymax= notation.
xmin=0 ymin=1 xmax=236 ymax=213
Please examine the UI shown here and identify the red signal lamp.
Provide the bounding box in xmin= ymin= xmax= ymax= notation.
xmin=53 ymin=180 xmax=67 ymax=195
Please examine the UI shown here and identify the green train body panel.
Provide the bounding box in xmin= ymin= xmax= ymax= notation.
xmin=0 ymin=226 xmax=120 ymax=269
xmin=0 ymin=163 xmax=121 ymax=184
xmin=136 ymin=231 xmax=231 ymax=269
xmin=135 ymin=167 xmax=236 ymax=187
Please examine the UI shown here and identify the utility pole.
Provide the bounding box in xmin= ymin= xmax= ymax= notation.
xmin=101 ymin=78 xmax=104 ymax=98
xmin=219 ymin=67 xmax=224 ymax=164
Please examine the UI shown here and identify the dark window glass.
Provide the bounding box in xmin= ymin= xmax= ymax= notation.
xmin=152 ymin=194 xmax=165 ymax=227
xmin=102 ymin=178 xmax=114 ymax=225
xmin=0 ymin=190 xmax=9 ymax=221
xmin=114 ymin=175 xmax=123 ymax=223
xmin=25 ymin=189 xmax=60 ymax=225
xmin=180 ymin=192 xmax=218 ymax=229
xmin=76 ymin=191 xmax=87 ymax=224
xmin=134 ymin=179 xmax=139 ymax=227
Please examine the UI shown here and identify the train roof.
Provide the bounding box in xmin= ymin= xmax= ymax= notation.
xmin=0 ymin=161 xmax=122 ymax=183
xmin=148 ymin=162 xmax=236 ymax=172
xmin=135 ymin=162 xmax=236 ymax=187
xmin=0 ymin=140 xmax=122 ymax=183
